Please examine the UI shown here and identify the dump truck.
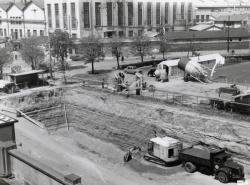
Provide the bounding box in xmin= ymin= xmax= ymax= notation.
xmin=179 ymin=147 xmax=244 ymax=183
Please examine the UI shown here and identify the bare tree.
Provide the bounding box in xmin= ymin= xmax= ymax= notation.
xmin=131 ymin=34 xmax=151 ymax=63
xmin=50 ymin=30 xmax=71 ymax=83
xmin=20 ymin=36 xmax=45 ymax=70
xmin=0 ymin=47 xmax=12 ymax=79
xmin=79 ymin=36 xmax=104 ymax=74
xmin=110 ymin=36 xmax=123 ymax=69
xmin=159 ymin=33 xmax=169 ymax=59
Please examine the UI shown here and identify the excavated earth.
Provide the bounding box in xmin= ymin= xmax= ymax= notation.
xmin=2 ymin=86 xmax=250 ymax=162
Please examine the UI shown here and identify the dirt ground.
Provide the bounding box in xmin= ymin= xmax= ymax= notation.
xmin=1 ymin=54 xmax=250 ymax=185
xmin=2 ymin=84 xmax=250 ymax=185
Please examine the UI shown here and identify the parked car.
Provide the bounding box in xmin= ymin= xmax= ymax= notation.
xmin=147 ymin=68 xmax=156 ymax=77
xmin=124 ymin=66 xmax=137 ymax=74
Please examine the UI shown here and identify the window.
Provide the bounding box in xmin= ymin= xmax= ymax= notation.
xmin=156 ymin=2 xmax=161 ymax=25
xmin=33 ymin=30 xmax=37 ymax=36
xmin=181 ymin=2 xmax=185 ymax=20
xmin=107 ymin=2 xmax=112 ymax=26
xmin=173 ymin=2 xmax=177 ymax=24
xmin=128 ymin=2 xmax=133 ymax=26
xmin=118 ymin=31 xmax=124 ymax=37
xmin=4 ymin=29 xmax=6 ymax=36
xmin=196 ymin=15 xmax=199 ymax=22
xmin=118 ymin=2 xmax=123 ymax=26
xmin=0 ymin=29 xmax=2 ymax=36
xmin=138 ymin=30 xmax=143 ymax=36
xmin=201 ymin=15 xmax=204 ymax=22
xmin=129 ymin=30 xmax=133 ymax=37
xmin=63 ymin=3 xmax=67 ymax=29
xmin=83 ymin=2 xmax=90 ymax=28
xmin=165 ymin=2 xmax=169 ymax=24
xmin=47 ymin=4 xmax=52 ymax=28
xmin=71 ymin=3 xmax=77 ymax=29
xmin=55 ymin=3 xmax=60 ymax=28
xmin=95 ymin=2 xmax=101 ymax=26
xmin=11 ymin=29 xmax=13 ymax=38
xmin=19 ymin=29 xmax=22 ymax=38
xmin=206 ymin=15 xmax=209 ymax=22
xmin=40 ymin=30 xmax=44 ymax=36
xmin=138 ymin=2 xmax=143 ymax=26
xmin=72 ymin=33 xmax=77 ymax=39
xmin=14 ymin=29 xmax=18 ymax=39
xmin=147 ymin=2 xmax=152 ymax=25
xmin=27 ymin=29 xmax=31 ymax=37
xmin=168 ymin=148 xmax=174 ymax=158
xmin=0 ymin=16 xmax=2 ymax=24
xmin=187 ymin=2 xmax=192 ymax=23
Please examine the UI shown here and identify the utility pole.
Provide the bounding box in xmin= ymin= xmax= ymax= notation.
xmin=227 ymin=15 xmax=230 ymax=54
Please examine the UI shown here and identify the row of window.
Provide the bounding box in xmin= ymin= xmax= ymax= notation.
xmin=196 ymin=15 xmax=210 ymax=22
xmin=0 ymin=28 xmax=44 ymax=38
xmin=47 ymin=2 xmax=193 ymax=29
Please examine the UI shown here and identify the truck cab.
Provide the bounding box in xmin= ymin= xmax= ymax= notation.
xmin=179 ymin=147 xmax=244 ymax=183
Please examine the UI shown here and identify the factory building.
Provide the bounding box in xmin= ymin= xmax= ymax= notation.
xmin=44 ymin=0 xmax=195 ymax=39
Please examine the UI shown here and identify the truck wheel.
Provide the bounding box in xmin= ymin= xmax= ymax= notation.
xmin=216 ymin=172 xmax=229 ymax=183
xmin=184 ymin=162 xmax=197 ymax=173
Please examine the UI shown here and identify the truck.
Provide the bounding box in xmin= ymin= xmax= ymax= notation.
xmin=179 ymin=147 xmax=244 ymax=183
xmin=210 ymin=91 xmax=250 ymax=115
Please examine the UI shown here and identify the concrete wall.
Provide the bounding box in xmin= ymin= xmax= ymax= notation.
xmin=9 ymin=150 xmax=77 ymax=185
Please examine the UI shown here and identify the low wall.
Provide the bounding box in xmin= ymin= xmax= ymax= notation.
xmin=9 ymin=150 xmax=80 ymax=185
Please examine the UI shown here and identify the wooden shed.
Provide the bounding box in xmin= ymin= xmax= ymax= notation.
xmin=8 ymin=70 xmax=45 ymax=89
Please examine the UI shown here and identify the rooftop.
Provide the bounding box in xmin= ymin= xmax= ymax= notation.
xmin=215 ymin=14 xmax=248 ymax=22
xmin=150 ymin=136 xmax=180 ymax=147
xmin=9 ymin=70 xmax=45 ymax=77
xmin=0 ymin=113 xmax=17 ymax=126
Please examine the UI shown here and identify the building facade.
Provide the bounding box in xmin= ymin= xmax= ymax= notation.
xmin=0 ymin=1 xmax=46 ymax=40
xmin=44 ymin=0 xmax=195 ymax=39
xmin=195 ymin=5 xmax=250 ymax=25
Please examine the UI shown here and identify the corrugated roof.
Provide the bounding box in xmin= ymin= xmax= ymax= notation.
xmin=9 ymin=69 xmax=45 ymax=77
xmin=189 ymin=24 xmax=215 ymax=31
xmin=166 ymin=28 xmax=250 ymax=40
xmin=215 ymin=14 xmax=248 ymax=22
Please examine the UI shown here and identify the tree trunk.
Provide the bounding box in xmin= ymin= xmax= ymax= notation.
xmin=91 ymin=60 xmax=95 ymax=74
xmin=162 ymin=52 xmax=165 ymax=59
xmin=61 ymin=56 xmax=67 ymax=84
xmin=0 ymin=66 xmax=3 ymax=79
xmin=30 ymin=57 xmax=35 ymax=70
xmin=116 ymin=56 xmax=120 ymax=69
xmin=141 ymin=55 xmax=144 ymax=63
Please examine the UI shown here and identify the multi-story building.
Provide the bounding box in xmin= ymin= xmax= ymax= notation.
xmin=195 ymin=5 xmax=250 ymax=25
xmin=44 ymin=0 xmax=195 ymax=39
xmin=0 ymin=0 xmax=46 ymax=40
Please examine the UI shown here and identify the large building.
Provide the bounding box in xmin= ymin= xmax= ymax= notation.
xmin=0 ymin=0 xmax=46 ymax=40
xmin=195 ymin=5 xmax=250 ymax=26
xmin=44 ymin=0 xmax=195 ymax=39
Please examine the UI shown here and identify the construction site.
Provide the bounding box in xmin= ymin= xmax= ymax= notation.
xmin=0 ymin=52 xmax=250 ymax=185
